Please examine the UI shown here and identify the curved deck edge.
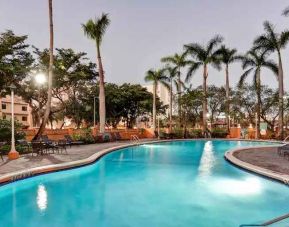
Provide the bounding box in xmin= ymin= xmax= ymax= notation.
xmin=225 ymin=145 xmax=289 ymax=185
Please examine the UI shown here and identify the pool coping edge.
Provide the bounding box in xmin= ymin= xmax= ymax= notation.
xmin=0 ymin=139 xmax=286 ymax=186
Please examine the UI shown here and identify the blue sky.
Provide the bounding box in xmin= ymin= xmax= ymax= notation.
xmin=0 ymin=0 xmax=289 ymax=89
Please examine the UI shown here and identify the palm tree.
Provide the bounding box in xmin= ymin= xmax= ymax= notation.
xmin=163 ymin=65 xmax=177 ymax=132
xmin=82 ymin=13 xmax=110 ymax=133
xmin=239 ymin=49 xmax=278 ymax=138
xmin=161 ymin=53 xmax=190 ymax=124
xmin=215 ymin=45 xmax=241 ymax=133
xmin=253 ymin=21 xmax=289 ymax=139
xmin=34 ymin=0 xmax=54 ymax=140
xmin=184 ymin=35 xmax=223 ymax=134
xmin=282 ymin=6 xmax=289 ymax=16
xmin=144 ymin=69 xmax=168 ymax=131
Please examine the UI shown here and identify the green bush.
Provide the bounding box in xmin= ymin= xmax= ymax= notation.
xmin=72 ymin=128 xmax=95 ymax=144
xmin=0 ymin=144 xmax=29 ymax=155
xmin=0 ymin=119 xmax=25 ymax=143
xmin=189 ymin=129 xmax=204 ymax=138
xmin=211 ymin=128 xmax=228 ymax=138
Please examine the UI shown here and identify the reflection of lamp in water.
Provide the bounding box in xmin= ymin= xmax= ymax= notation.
xmin=37 ymin=184 xmax=48 ymax=211
xmin=198 ymin=141 xmax=214 ymax=177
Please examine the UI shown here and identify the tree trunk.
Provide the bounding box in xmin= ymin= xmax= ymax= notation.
xmin=169 ymin=78 xmax=173 ymax=132
xmin=177 ymin=67 xmax=181 ymax=126
xmin=256 ymin=68 xmax=261 ymax=139
xmin=97 ymin=45 xmax=106 ymax=133
xmin=152 ymin=81 xmax=157 ymax=130
xmin=202 ymin=64 xmax=208 ymax=134
xmin=33 ymin=0 xmax=54 ymax=140
xmin=225 ymin=64 xmax=230 ymax=133
xmin=277 ymin=53 xmax=284 ymax=139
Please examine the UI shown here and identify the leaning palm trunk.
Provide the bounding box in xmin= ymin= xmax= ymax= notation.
xmin=225 ymin=64 xmax=230 ymax=133
xmin=256 ymin=68 xmax=261 ymax=139
xmin=34 ymin=0 xmax=54 ymax=140
xmin=152 ymin=82 xmax=157 ymax=130
xmin=278 ymin=54 xmax=284 ymax=139
xmin=169 ymin=78 xmax=173 ymax=132
xmin=202 ymin=65 xmax=208 ymax=134
xmin=97 ymin=46 xmax=106 ymax=133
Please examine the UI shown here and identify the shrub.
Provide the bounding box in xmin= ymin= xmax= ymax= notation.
xmin=211 ymin=128 xmax=228 ymax=138
xmin=189 ymin=129 xmax=204 ymax=138
xmin=72 ymin=128 xmax=95 ymax=144
xmin=0 ymin=119 xmax=25 ymax=143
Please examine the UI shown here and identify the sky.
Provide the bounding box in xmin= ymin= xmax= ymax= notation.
xmin=0 ymin=0 xmax=289 ymax=90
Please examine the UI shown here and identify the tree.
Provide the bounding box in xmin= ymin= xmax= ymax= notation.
xmin=253 ymin=21 xmax=289 ymax=139
xmin=163 ymin=65 xmax=177 ymax=132
xmin=238 ymin=49 xmax=278 ymax=138
xmin=34 ymin=0 xmax=54 ymax=140
xmin=215 ymin=45 xmax=241 ymax=132
xmin=282 ymin=6 xmax=289 ymax=16
xmin=0 ymin=30 xmax=33 ymax=94
xmin=144 ymin=69 xmax=168 ymax=130
xmin=82 ymin=13 xmax=110 ymax=133
xmin=161 ymin=53 xmax=190 ymax=124
xmin=184 ymin=35 xmax=223 ymax=134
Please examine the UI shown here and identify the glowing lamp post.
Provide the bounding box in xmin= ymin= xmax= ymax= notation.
xmin=8 ymin=84 xmax=20 ymax=160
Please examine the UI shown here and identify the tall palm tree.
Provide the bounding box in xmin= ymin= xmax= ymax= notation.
xmin=253 ymin=21 xmax=289 ymax=139
xmin=184 ymin=35 xmax=223 ymax=134
xmin=239 ymin=49 xmax=278 ymax=138
xmin=144 ymin=69 xmax=168 ymax=131
xmin=282 ymin=6 xmax=289 ymax=16
xmin=215 ymin=45 xmax=241 ymax=133
xmin=163 ymin=65 xmax=177 ymax=132
xmin=34 ymin=0 xmax=54 ymax=140
xmin=161 ymin=53 xmax=190 ymax=124
xmin=82 ymin=13 xmax=110 ymax=133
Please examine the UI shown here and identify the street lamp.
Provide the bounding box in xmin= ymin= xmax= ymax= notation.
xmin=35 ymin=73 xmax=47 ymax=85
xmin=8 ymin=84 xmax=20 ymax=160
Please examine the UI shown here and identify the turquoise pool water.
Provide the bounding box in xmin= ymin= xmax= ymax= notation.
xmin=0 ymin=140 xmax=288 ymax=227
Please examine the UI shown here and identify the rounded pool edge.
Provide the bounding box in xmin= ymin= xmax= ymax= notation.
xmin=0 ymin=139 xmax=285 ymax=186
xmin=225 ymin=145 xmax=289 ymax=185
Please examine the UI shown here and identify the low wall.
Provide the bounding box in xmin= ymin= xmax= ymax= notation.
xmin=23 ymin=128 xmax=154 ymax=141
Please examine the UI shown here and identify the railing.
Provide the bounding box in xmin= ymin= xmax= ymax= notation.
xmin=130 ymin=135 xmax=140 ymax=144
xmin=283 ymin=135 xmax=289 ymax=142
xmin=240 ymin=212 xmax=289 ymax=226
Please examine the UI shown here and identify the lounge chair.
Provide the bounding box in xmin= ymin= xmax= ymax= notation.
xmin=64 ymin=135 xmax=84 ymax=146
xmin=57 ymin=140 xmax=68 ymax=154
xmin=31 ymin=141 xmax=46 ymax=156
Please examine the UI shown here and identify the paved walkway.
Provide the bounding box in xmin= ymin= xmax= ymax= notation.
xmin=0 ymin=140 xmax=155 ymax=176
xmin=233 ymin=146 xmax=289 ymax=175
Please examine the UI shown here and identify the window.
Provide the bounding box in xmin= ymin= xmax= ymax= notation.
xmin=22 ymin=116 xmax=27 ymax=122
xmin=22 ymin=106 xmax=27 ymax=111
xmin=2 ymin=104 xmax=6 ymax=110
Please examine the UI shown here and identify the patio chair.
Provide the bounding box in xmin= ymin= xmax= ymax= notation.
xmin=57 ymin=140 xmax=68 ymax=154
xmin=31 ymin=141 xmax=45 ymax=156
xmin=64 ymin=135 xmax=84 ymax=146
xmin=0 ymin=142 xmax=6 ymax=161
xmin=278 ymin=144 xmax=289 ymax=157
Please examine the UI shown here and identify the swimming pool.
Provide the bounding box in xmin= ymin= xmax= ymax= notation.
xmin=0 ymin=140 xmax=288 ymax=226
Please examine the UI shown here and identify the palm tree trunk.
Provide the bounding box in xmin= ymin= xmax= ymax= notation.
xmin=256 ymin=68 xmax=261 ymax=139
xmin=202 ymin=64 xmax=208 ymax=134
xmin=152 ymin=81 xmax=157 ymax=130
xmin=97 ymin=45 xmax=106 ymax=133
xmin=169 ymin=78 xmax=173 ymax=132
xmin=177 ymin=67 xmax=181 ymax=126
xmin=277 ymin=53 xmax=284 ymax=139
xmin=225 ymin=64 xmax=230 ymax=133
xmin=33 ymin=0 xmax=54 ymax=140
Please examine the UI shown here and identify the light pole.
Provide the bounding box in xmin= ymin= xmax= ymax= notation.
xmin=8 ymin=84 xmax=20 ymax=160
